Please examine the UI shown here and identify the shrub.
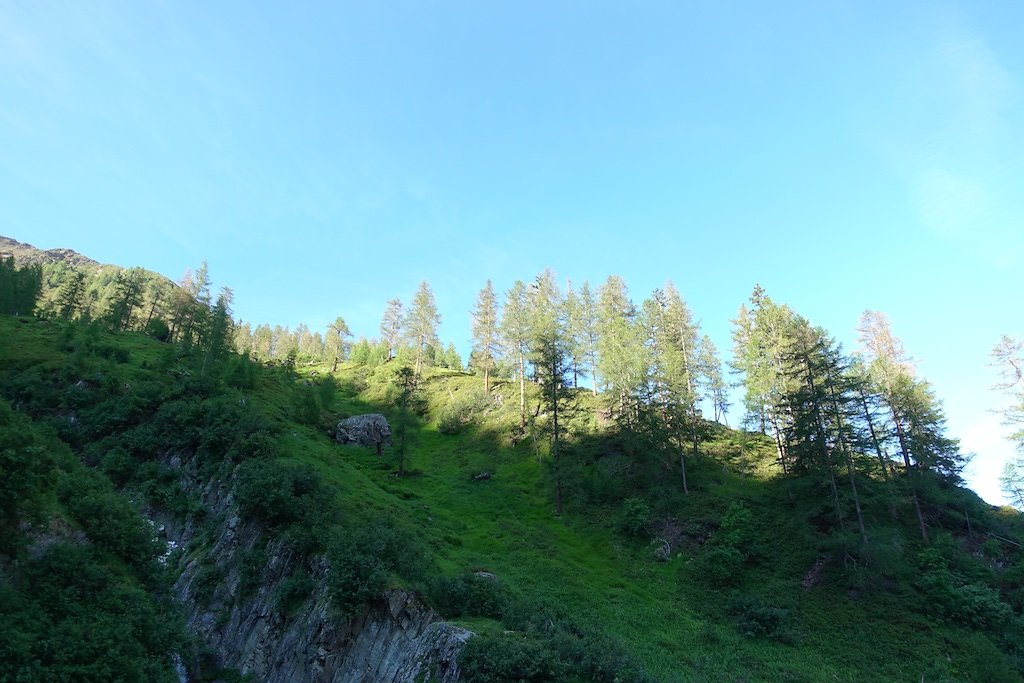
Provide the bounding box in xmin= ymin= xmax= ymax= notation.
xmin=718 ymin=502 xmax=753 ymax=548
xmin=233 ymin=459 xmax=333 ymax=533
xmin=693 ymin=546 xmax=745 ymax=587
xmin=274 ymin=569 xmax=315 ymax=617
xmin=727 ymin=592 xmax=792 ymax=641
xmin=326 ymin=522 xmax=426 ymax=619
xmin=431 ymin=573 xmax=505 ymax=619
xmin=618 ymin=497 xmax=652 ymax=537
xmin=459 ymin=633 xmax=563 ymax=683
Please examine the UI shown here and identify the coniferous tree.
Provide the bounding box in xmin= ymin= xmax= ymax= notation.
xmin=252 ymin=324 xmax=273 ymax=360
xmin=380 ymin=298 xmax=404 ymax=361
xmin=202 ymin=287 xmax=234 ymax=376
xmin=575 ymin=281 xmax=600 ymax=395
xmin=992 ymin=336 xmax=1024 ymax=508
xmin=52 ymin=269 xmax=87 ymax=320
xmin=731 ymin=286 xmax=797 ymax=472
xmin=350 ymin=338 xmax=372 ymax=366
xmin=325 ymin=316 xmax=353 ymax=372
xmin=0 ymin=257 xmax=42 ymax=316
xmin=597 ymin=276 xmax=647 ymax=426
xmin=107 ymin=268 xmax=145 ymax=332
xmin=471 ymin=280 xmax=501 ymax=393
xmin=858 ymin=310 xmax=966 ymax=541
xmin=698 ymin=334 xmax=729 ymax=424
xmin=406 ymin=282 xmax=441 ymax=380
xmin=780 ymin=320 xmax=867 ymax=544
xmin=501 ymin=281 xmax=531 ymax=431
xmin=234 ymin=322 xmax=254 ymax=355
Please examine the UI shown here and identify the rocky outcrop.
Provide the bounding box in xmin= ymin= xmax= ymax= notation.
xmin=162 ymin=458 xmax=470 ymax=682
xmin=335 ymin=414 xmax=392 ymax=452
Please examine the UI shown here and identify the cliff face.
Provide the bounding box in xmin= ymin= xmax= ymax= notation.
xmin=163 ymin=461 xmax=471 ymax=683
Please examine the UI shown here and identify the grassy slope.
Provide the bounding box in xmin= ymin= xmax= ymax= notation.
xmin=268 ymin=358 xmax=1022 ymax=682
xmin=2 ymin=315 xmax=1021 ymax=682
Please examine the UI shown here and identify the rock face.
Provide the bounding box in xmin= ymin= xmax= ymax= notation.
xmin=162 ymin=458 xmax=470 ymax=682
xmin=335 ymin=414 xmax=392 ymax=452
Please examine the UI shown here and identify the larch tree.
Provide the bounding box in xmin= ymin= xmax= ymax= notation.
xmin=107 ymin=268 xmax=145 ymax=332
xmin=780 ymin=319 xmax=867 ymax=545
xmin=202 ymin=287 xmax=235 ymax=377
xmin=471 ymin=280 xmax=501 ymax=393
xmin=523 ymin=270 xmax=574 ymax=516
xmin=698 ymin=334 xmax=730 ymax=424
xmin=730 ymin=285 xmax=797 ymax=473
xmin=662 ymin=281 xmax=703 ymax=473
xmin=326 ymin=316 xmax=353 ymax=372
xmin=52 ymin=269 xmax=86 ymax=320
xmin=858 ymin=310 xmax=966 ymax=541
xmin=501 ymin=280 xmax=531 ymax=431
xmin=380 ymin=298 xmax=404 ymax=361
xmin=406 ymin=281 xmax=441 ymax=380
xmin=992 ymin=336 xmax=1024 ymax=508
xmin=597 ymin=275 xmax=647 ymax=426
xmin=576 ymin=281 xmax=600 ymax=395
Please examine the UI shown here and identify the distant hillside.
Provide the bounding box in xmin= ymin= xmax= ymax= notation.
xmin=0 ymin=235 xmax=101 ymax=269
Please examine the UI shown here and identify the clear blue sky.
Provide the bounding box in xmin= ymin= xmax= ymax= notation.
xmin=2 ymin=1 xmax=1021 ymax=503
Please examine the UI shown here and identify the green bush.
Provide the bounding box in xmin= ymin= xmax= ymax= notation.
xmin=57 ymin=467 xmax=160 ymax=570
xmin=618 ymin=497 xmax=652 ymax=537
xmin=693 ymin=546 xmax=745 ymax=587
xmin=233 ymin=459 xmax=333 ymax=533
xmin=916 ymin=547 xmax=1013 ymax=630
xmin=718 ymin=502 xmax=754 ymax=548
xmin=727 ymin=592 xmax=792 ymax=641
xmin=459 ymin=632 xmax=563 ymax=683
xmin=325 ymin=522 xmax=425 ymax=619
xmin=274 ymin=569 xmax=315 ymax=617
xmin=431 ymin=572 xmax=505 ymax=619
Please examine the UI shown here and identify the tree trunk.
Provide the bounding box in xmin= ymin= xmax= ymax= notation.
xmin=518 ymin=349 xmax=526 ymax=431
xmin=770 ymin=413 xmax=788 ymax=474
xmin=891 ymin=406 xmax=929 ymax=543
xmin=828 ymin=387 xmax=867 ymax=545
xmin=551 ymin=354 xmax=563 ymax=516
xmin=859 ymin=390 xmax=897 ymax=519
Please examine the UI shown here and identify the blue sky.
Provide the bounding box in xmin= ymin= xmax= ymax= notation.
xmin=2 ymin=1 xmax=1021 ymax=503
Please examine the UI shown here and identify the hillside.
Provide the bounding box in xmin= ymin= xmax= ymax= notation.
xmin=1 ymin=302 xmax=1023 ymax=681
xmin=2 ymin=246 xmax=1024 ymax=683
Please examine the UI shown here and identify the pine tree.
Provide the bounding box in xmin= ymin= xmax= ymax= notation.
xmin=471 ymin=280 xmax=501 ymax=392
xmin=406 ymin=282 xmax=441 ymax=380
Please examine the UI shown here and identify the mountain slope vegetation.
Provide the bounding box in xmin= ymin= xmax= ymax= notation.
xmin=1 ymin=242 xmax=1023 ymax=682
